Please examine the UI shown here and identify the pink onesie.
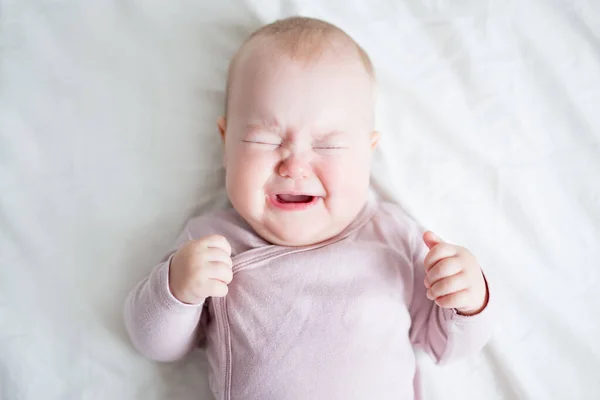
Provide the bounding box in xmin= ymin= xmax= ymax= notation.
xmin=124 ymin=195 xmax=493 ymax=399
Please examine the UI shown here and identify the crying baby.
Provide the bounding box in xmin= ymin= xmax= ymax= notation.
xmin=124 ymin=16 xmax=493 ymax=400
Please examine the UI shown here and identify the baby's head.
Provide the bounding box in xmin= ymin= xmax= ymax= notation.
xmin=218 ymin=17 xmax=379 ymax=246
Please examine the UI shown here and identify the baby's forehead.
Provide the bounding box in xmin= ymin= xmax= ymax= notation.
xmin=226 ymin=36 xmax=376 ymax=131
xmin=224 ymin=18 xmax=375 ymax=115
xmin=228 ymin=37 xmax=376 ymax=114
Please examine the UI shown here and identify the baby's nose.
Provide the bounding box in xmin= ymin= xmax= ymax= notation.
xmin=278 ymin=154 xmax=313 ymax=180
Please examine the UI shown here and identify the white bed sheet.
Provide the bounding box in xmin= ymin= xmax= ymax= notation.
xmin=1 ymin=1 xmax=599 ymax=399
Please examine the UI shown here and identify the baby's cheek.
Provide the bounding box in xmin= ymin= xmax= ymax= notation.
xmin=320 ymin=155 xmax=370 ymax=191
xmin=226 ymin=157 xmax=266 ymax=219
xmin=230 ymin=151 xmax=275 ymax=190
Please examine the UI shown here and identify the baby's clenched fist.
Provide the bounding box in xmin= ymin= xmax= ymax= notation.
xmin=422 ymin=231 xmax=488 ymax=316
xmin=169 ymin=235 xmax=233 ymax=305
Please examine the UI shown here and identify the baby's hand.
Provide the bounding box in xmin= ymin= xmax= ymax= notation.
xmin=422 ymin=231 xmax=488 ymax=316
xmin=169 ymin=235 xmax=233 ymax=305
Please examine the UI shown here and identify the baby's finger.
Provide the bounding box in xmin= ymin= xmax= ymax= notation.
xmin=206 ymin=262 xmax=234 ymax=284
xmin=197 ymin=235 xmax=232 ymax=256
xmin=200 ymin=248 xmax=233 ymax=267
xmin=194 ymin=279 xmax=229 ymax=299
xmin=206 ymin=280 xmax=229 ymax=298
xmin=424 ymin=243 xmax=458 ymax=272
xmin=427 ymin=273 xmax=468 ymax=299
xmin=434 ymin=289 xmax=469 ymax=309
xmin=194 ymin=261 xmax=232 ymax=283
xmin=425 ymin=258 xmax=462 ymax=288
xmin=423 ymin=231 xmax=444 ymax=250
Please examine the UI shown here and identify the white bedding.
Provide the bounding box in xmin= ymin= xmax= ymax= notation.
xmin=1 ymin=1 xmax=599 ymax=399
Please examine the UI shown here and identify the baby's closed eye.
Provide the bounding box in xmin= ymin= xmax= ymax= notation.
xmin=242 ymin=139 xmax=281 ymax=146
xmin=312 ymin=140 xmax=348 ymax=150
xmin=241 ymin=132 xmax=282 ymax=147
xmin=313 ymin=144 xmax=346 ymax=150
xmin=312 ymin=132 xmax=350 ymax=151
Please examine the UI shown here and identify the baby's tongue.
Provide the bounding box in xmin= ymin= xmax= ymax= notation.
xmin=277 ymin=194 xmax=313 ymax=203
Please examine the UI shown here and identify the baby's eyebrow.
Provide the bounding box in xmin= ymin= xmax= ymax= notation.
xmin=246 ymin=119 xmax=282 ymax=133
xmin=314 ymin=131 xmax=345 ymax=141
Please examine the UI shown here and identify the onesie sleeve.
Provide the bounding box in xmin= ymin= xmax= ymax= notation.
xmin=123 ymin=224 xmax=206 ymax=362
xmin=407 ymin=226 xmax=494 ymax=364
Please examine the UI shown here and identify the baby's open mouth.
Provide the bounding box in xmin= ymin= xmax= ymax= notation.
xmin=276 ymin=194 xmax=315 ymax=204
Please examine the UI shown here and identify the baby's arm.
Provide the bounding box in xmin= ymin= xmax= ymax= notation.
xmin=123 ymin=227 xmax=233 ymax=362
xmin=124 ymin=257 xmax=204 ymax=362
xmin=408 ymin=231 xmax=493 ymax=364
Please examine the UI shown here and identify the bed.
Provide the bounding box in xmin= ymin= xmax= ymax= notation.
xmin=1 ymin=0 xmax=599 ymax=399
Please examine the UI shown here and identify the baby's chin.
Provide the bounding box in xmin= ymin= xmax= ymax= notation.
xmin=251 ymin=218 xmax=344 ymax=247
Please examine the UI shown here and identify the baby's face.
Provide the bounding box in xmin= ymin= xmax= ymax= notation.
xmin=220 ymin=42 xmax=378 ymax=246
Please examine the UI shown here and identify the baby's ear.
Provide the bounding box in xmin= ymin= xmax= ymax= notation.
xmin=217 ymin=116 xmax=227 ymax=142
xmin=370 ymin=131 xmax=381 ymax=149
xmin=217 ymin=116 xmax=227 ymax=165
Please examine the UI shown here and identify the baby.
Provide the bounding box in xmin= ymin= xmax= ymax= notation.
xmin=124 ymin=17 xmax=493 ymax=400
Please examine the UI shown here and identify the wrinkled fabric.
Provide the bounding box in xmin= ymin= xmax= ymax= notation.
xmin=124 ymin=198 xmax=493 ymax=399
